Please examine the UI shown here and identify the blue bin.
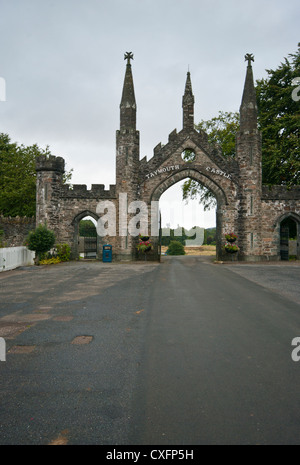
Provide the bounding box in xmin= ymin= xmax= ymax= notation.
xmin=102 ymin=244 xmax=112 ymax=262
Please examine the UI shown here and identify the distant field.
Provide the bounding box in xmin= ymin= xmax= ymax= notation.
xmin=161 ymin=245 xmax=216 ymax=256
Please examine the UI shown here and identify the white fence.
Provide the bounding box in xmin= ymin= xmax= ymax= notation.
xmin=0 ymin=246 xmax=35 ymax=272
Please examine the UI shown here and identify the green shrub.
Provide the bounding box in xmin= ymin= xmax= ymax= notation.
xmin=26 ymin=224 xmax=55 ymax=264
xmin=167 ymin=240 xmax=186 ymax=255
xmin=39 ymin=257 xmax=61 ymax=265
xmin=56 ymin=243 xmax=71 ymax=261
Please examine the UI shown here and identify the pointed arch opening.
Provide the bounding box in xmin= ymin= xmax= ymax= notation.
xmin=159 ymin=181 xmax=217 ymax=256
xmin=72 ymin=210 xmax=99 ymax=259
xmin=150 ymin=168 xmax=228 ymax=206
xmin=277 ymin=212 xmax=300 ymax=260
xmin=150 ymin=168 xmax=227 ymax=260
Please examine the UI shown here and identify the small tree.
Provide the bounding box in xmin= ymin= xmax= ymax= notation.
xmin=26 ymin=224 xmax=55 ymax=264
xmin=167 ymin=240 xmax=186 ymax=255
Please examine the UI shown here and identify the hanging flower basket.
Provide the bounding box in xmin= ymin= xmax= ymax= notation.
xmin=137 ymin=242 xmax=152 ymax=253
xmin=137 ymin=235 xmax=152 ymax=259
xmin=139 ymin=235 xmax=150 ymax=242
xmin=225 ymin=244 xmax=239 ymax=254
xmin=225 ymin=233 xmax=238 ymax=243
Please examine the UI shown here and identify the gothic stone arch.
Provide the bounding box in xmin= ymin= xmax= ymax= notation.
xmin=71 ymin=210 xmax=99 ymax=259
xmin=140 ymin=133 xmax=240 ymax=261
xmin=35 ymin=53 xmax=300 ymax=262
xmin=275 ymin=211 xmax=300 ymax=260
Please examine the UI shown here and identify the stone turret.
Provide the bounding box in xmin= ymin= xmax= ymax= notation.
xmin=115 ymin=52 xmax=140 ymax=258
xmin=35 ymin=155 xmax=65 ymax=234
xmin=116 ymin=52 xmax=140 ymax=196
xmin=182 ymin=71 xmax=195 ymax=130
xmin=239 ymin=54 xmax=258 ymax=133
xmin=36 ymin=155 xmax=65 ymax=174
xmin=236 ymin=54 xmax=262 ymax=259
xmin=119 ymin=51 xmax=137 ymax=131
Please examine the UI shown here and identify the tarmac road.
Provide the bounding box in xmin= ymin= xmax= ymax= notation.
xmin=0 ymin=256 xmax=299 ymax=445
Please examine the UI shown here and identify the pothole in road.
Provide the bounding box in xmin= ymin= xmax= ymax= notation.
xmin=71 ymin=335 xmax=93 ymax=345
xmin=8 ymin=345 xmax=36 ymax=354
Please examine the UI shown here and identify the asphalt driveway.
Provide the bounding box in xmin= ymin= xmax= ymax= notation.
xmin=0 ymin=257 xmax=299 ymax=445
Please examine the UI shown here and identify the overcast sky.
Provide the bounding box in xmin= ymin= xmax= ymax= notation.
xmin=0 ymin=0 xmax=299 ymax=229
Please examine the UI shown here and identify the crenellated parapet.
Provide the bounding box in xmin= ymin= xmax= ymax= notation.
xmin=61 ymin=183 xmax=116 ymax=199
xmin=36 ymin=155 xmax=65 ymax=173
xmin=262 ymin=185 xmax=300 ymax=200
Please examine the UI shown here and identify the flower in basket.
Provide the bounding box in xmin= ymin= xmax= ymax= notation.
xmin=224 ymin=243 xmax=239 ymax=253
xmin=137 ymin=236 xmax=152 ymax=253
xmin=225 ymin=232 xmax=238 ymax=242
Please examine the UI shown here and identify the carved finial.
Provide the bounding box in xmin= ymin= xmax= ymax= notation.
xmin=124 ymin=52 xmax=134 ymax=65
xmin=245 ymin=53 xmax=254 ymax=66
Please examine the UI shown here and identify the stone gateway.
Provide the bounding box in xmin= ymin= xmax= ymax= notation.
xmin=36 ymin=53 xmax=300 ymax=262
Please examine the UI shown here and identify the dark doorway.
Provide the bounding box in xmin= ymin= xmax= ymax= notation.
xmin=79 ymin=218 xmax=97 ymax=259
xmin=280 ymin=217 xmax=298 ymax=260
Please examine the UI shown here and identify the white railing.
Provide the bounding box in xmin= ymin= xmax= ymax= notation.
xmin=0 ymin=246 xmax=35 ymax=272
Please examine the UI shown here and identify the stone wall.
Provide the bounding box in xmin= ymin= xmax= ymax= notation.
xmin=34 ymin=151 xmax=300 ymax=262
xmin=0 ymin=216 xmax=35 ymax=247
xmin=55 ymin=195 xmax=118 ymax=260
xmin=262 ymin=185 xmax=300 ymax=200
xmin=261 ymin=193 xmax=300 ymax=259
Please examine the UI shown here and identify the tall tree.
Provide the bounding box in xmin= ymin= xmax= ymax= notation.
xmin=256 ymin=43 xmax=300 ymax=186
xmin=0 ymin=133 xmax=72 ymax=217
